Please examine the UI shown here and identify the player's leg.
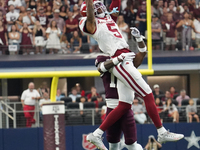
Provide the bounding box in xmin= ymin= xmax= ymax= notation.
xmin=106 ymin=108 xmax=122 ymax=150
xmin=119 ymin=109 xmax=143 ymax=150
xmin=112 ymin=62 xmax=184 ymax=143
xmin=88 ymin=80 xmax=133 ymax=149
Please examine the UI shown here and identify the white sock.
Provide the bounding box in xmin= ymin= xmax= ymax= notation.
xmin=126 ymin=142 xmax=143 ymax=150
xmin=157 ymin=126 xmax=167 ymax=135
xmin=109 ymin=143 xmax=120 ymax=150
xmin=93 ymin=128 xmax=104 ymax=137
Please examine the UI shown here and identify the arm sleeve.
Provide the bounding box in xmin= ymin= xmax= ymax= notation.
xmin=109 ymin=0 xmax=121 ymax=22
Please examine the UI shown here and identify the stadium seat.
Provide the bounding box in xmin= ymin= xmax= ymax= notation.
xmin=197 ymin=99 xmax=200 ymax=105
xmin=91 ymin=97 xmax=97 ymax=102
xmin=61 ymin=97 xmax=72 ymax=106
xmin=76 ymin=97 xmax=81 ymax=103
xmin=67 ymin=102 xmax=79 ymax=109
xmin=158 ymin=94 xmax=165 ymax=99
xmin=98 ymin=101 xmax=106 ymax=108
xmin=172 ymin=100 xmax=178 ymax=106
xmin=66 ymin=116 xmax=84 ymax=125
xmin=80 ymin=44 xmax=90 ymax=53
xmin=84 ymin=90 xmax=91 ymax=97
xmin=83 ymin=102 xmax=95 ymax=109
xmin=181 ymin=99 xmax=190 ymax=106
xmin=173 ymin=94 xmax=179 ymax=99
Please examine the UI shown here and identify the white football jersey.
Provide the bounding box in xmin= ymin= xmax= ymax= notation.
xmin=79 ymin=16 xmax=129 ymax=56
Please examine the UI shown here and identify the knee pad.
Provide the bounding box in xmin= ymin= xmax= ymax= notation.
xmin=109 ymin=142 xmax=120 ymax=150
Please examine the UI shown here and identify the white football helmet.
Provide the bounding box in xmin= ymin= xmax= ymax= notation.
xmin=93 ymin=1 xmax=108 ymax=18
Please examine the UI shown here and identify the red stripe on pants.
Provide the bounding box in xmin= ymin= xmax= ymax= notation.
xmin=23 ymin=105 xmax=35 ymax=127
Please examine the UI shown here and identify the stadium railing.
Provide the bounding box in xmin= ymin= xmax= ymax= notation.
xmin=0 ymin=100 xmax=199 ymax=128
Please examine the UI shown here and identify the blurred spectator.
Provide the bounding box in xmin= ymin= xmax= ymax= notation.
xmin=183 ymin=4 xmax=189 ymax=13
xmin=8 ymin=24 xmax=20 ymax=52
xmin=72 ymin=4 xmax=81 ymax=21
xmin=176 ymin=12 xmax=195 ymax=51
xmin=56 ymin=88 xmax=65 ymax=101
xmin=178 ymin=1 xmax=185 ymax=13
xmin=69 ymin=0 xmax=78 ymax=11
xmin=94 ymin=95 xmax=104 ymax=110
xmin=87 ymin=86 xmax=100 ymax=102
xmin=38 ymin=81 xmax=50 ymax=97
xmin=193 ymin=5 xmax=200 ymax=19
xmin=70 ymin=30 xmax=82 ymax=53
xmin=101 ymin=104 xmax=107 ymax=122
xmin=17 ymin=6 xmax=26 ymax=27
xmin=163 ymin=13 xmax=176 ymax=50
xmin=132 ymin=98 xmax=147 ymax=124
xmin=117 ymin=15 xmax=129 ymax=42
xmin=35 ymin=7 xmax=49 ymax=29
xmin=59 ymin=5 xmax=68 ymax=21
xmin=157 ymin=0 xmax=164 ymax=15
xmin=75 ymin=83 xmax=85 ymax=96
xmin=0 ymin=4 xmax=6 ymax=16
xmin=19 ymin=22 xmax=32 ymax=55
xmin=0 ymin=20 xmax=8 ymax=54
xmin=136 ymin=1 xmax=146 ymax=36
xmin=152 ymin=1 xmax=160 ymax=17
xmin=53 ymin=0 xmax=62 ymax=10
xmin=144 ymin=135 xmax=162 ymax=150
xmin=6 ymin=4 xmax=19 ymax=32
xmin=0 ymin=11 xmax=6 ymax=25
xmin=176 ymin=89 xmax=190 ymax=106
xmin=33 ymin=21 xmax=46 ymax=54
xmin=37 ymin=0 xmax=48 ymax=11
xmin=8 ymin=0 xmax=22 ymax=13
xmin=167 ymin=3 xmax=176 ymax=14
xmin=155 ymin=97 xmax=164 ymax=123
xmin=160 ymin=7 xmax=168 ymax=28
xmin=21 ymin=82 xmax=40 ymax=127
xmin=121 ymin=0 xmax=136 ymax=27
xmin=173 ymin=6 xmax=183 ymax=23
xmin=46 ymin=20 xmax=61 ymax=54
xmin=39 ymin=92 xmax=51 ymax=114
xmin=89 ymin=37 xmax=99 ymax=52
xmin=60 ymin=34 xmax=71 ymax=53
xmin=186 ymin=99 xmax=199 ymax=123
xmin=163 ymin=98 xmax=179 ymax=123
xmin=49 ymin=9 xmax=66 ymax=33
xmin=65 ymin=11 xmax=78 ymax=40
xmin=193 ymin=15 xmax=200 ymax=50
xmin=79 ymin=96 xmax=86 ymax=115
xmin=22 ymin=8 xmax=36 ymax=29
xmin=188 ymin=0 xmax=196 ymax=12
xmin=46 ymin=5 xmax=54 ymax=20
xmin=169 ymin=86 xmax=178 ymax=98
xmin=161 ymin=90 xmax=171 ymax=103
xmin=151 ymin=14 xmax=161 ymax=50
xmin=28 ymin=0 xmax=37 ymax=11
xmin=68 ymin=87 xmax=81 ymax=102
xmin=152 ymin=84 xmax=163 ymax=99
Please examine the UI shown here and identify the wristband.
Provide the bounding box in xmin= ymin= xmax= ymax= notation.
xmin=100 ymin=62 xmax=107 ymax=72
xmin=135 ymin=37 xmax=143 ymax=42
xmin=138 ymin=46 xmax=147 ymax=52
xmin=112 ymin=57 xmax=119 ymax=65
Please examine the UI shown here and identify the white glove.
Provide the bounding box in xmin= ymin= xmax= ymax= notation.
xmin=130 ymin=27 xmax=145 ymax=42
xmin=118 ymin=52 xmax=135 ymax=61
xmin=130 ymin=27 xmax=141 ymax=38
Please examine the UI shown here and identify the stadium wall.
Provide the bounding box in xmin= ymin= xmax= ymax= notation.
xmin=0 ymin=123 xmax=199 ymax=150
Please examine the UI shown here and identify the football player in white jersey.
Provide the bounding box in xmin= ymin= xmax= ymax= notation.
xmin=79 ymin=0 xmax=184 ymax=150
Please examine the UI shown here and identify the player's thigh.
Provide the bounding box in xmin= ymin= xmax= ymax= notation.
xmin=117 ymin=79 xmax=135 ymax=104
xmin=112 ymin=62 xmax=152 ymax=97
xmin=120 ymin=109 xmax=137 ymax=144
xmin=106 ymin=108 xmax=122 ymax=143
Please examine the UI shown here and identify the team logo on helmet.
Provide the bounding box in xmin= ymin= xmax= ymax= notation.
xmin=82 ymin=134 xmax=97 ymax=150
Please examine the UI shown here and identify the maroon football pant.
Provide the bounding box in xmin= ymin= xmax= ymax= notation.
xmin=105 ymin=107 xmax=137 ymax=145
xmin=23 ymin=105 xmax=35 ymax=127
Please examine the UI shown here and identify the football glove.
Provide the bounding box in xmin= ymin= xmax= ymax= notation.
xmin=108 ymin=7 xmax=119 ymax=15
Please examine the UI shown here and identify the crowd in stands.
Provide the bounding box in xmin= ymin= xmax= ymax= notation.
xmin=0 ymin=0 xmax=200 ymax=55
xmin=21 ymin=80 xmax=200 ymax=127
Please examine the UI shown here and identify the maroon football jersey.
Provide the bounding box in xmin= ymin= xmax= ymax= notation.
xmin=95 ymin=55 xmax=119 ymax=99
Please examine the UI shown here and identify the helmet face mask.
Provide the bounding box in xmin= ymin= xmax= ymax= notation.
xmin=80 ymin=1 xmax=108 ymax=18
xmin=93 ymin=1 xmax=107 ymax=18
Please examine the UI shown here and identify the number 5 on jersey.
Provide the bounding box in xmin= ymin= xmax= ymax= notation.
xmin=106 ymin=23 xmax=122 ymax=38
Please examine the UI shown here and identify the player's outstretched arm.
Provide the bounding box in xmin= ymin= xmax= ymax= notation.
xmin=86 ymin=0 xmax=96 ymax=34
xmin=130 ymin=27 xmax=147 ymax=68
